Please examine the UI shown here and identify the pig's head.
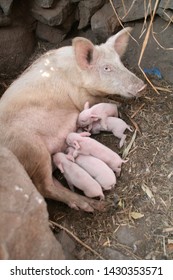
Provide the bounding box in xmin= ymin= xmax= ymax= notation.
xmin=73 ymin=27 xmax=146 ymax=99
xmin=77 ymin=111 xmax=101 ymax=128
xmin=66 ymin=132 xmax=90 ymax=148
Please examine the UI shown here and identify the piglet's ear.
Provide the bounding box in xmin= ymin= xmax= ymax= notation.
xmin=91 ymin=114 xmax=101 ymax=122
xmin=106 ymin=27 xmax=132 ymax=57
xmin=84 ymin=101 xmax=90 ymax=110
xmin=58 ymin=163 xmax=64 ymax=173
xmin=72 ymin=37 xmax=97 ymax=70
xmin=80 ymin=132 xmax=91 ymax=137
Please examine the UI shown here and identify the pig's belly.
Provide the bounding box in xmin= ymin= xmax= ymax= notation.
xmin=6 ymin=107 xmax=79 ymax=155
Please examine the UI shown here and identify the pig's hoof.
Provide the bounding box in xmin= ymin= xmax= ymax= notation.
xmin=68 ymin=196 xmax=105 ymax=212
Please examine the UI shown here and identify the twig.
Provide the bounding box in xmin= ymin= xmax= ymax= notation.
xmin=131 ymin=103 xmax=145 ymax=119
xmin=126 ymin=114 xmax=142 ymax=135
xmin=122 ymin=129 xmax=137 ymax=159
xmin=163 ymin=227 xmax=173 ymax=233
xmin=138 ymin=0 xmax=160 ymax=94
xmin=109 ymin=0 xmax=139 ymax=45
xmin=49 ymin=220 xmax=104 ymax=260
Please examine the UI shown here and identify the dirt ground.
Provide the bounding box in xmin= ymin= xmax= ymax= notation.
xmin=48 ymin=80 xmax=173 ymax=260
xmin=1 ymin=41 xmax=173 ymax=260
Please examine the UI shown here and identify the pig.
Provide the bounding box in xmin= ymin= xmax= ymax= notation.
xmin=0 ymin=27 xmax=145 ymax=212
xmin=53 ymin=152 xmax=104 ymax=200
xmin=90 ymin=117 xmax=133 ymax=148
xmin=77 ymin=101 xmax=118 ymax=130
xmin=66 ymin=147 xmax=116 ymax=190
xmin=66 ymin=132 xmax=127 ymax=177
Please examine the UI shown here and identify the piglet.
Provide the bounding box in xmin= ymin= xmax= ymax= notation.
xmin=66 ymin=147 xmax=116 ymax=190
xmin=91 ymin=117 xmax=133 ymax=148
xmin=66 ymin=132 xmax=127 ymax=177
xmin=53 ymin=152 xmax=104 ymax=199
xmin=77 ymin=102 xmax=118 ymax=130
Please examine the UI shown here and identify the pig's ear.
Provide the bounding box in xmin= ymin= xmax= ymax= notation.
xmin=106 ymin=27 xmax=132 ymax=57
xmin=72 ymin=37 xmax=97 ymax=69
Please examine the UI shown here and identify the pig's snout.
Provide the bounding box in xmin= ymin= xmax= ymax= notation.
xmin=128 ymin=83 xmax=147 ymax=97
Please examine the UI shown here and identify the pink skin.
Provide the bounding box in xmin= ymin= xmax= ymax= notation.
xmin=90 ymin=117 xmax=133 ymax=148
xmin=0 ymin=27 xmax=145 ymax=212
xmin=66 ymin=147 xmax=116 ymax=190
xmin=53 ymin=152 xmax=104 ymax=200
xmin=66 ymin=132 xmax=127 ymax=177
xmin=77 ymin=102 xmax=118 ymax=130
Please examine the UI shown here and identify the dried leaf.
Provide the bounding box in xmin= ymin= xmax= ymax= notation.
xmin=130 ymin=212 xmax=144 ymax=220
xmin=141 ymin=183 xmax=156 ymax=204
xmin=122 ymin=129 xmax=137 ymax=159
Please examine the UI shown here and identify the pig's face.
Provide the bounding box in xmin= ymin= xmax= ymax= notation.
xmin=73 ymin=27 xmax=146 ymax=99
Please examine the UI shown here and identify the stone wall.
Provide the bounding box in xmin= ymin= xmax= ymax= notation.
xmin=0 ymin=0 xmax=172 ymax=82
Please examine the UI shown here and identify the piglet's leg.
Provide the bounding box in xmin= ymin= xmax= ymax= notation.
xmin=100 ymin=118 xmax=108 ymax=130
xmin=119 ymin=134 xmax=126 ymax=148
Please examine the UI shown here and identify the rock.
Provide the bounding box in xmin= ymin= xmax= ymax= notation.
xmin=157 ymin=7 xmax=173 ymax=22
xmin=124 ymin=16 xmax=173 ymax=84
xmin=114 ymin=224 xmax=147 ymax=257
xmin=112 ymin=0 xmax=155 ymax=22
xmin=157 ymin=0 xmax=173 ymax=22
xmin=36 ymin=8 xmax=76 ymax=44
xmin=91 ymin=3 xmax=120 ymax=43
xmin=56 ymin=230 xmax=77 ymax=259
xmin=35 ymin=0 xmax=54 ymax=8
xmin=0 ymin=10 xmax=11 ymax=26
xmin=103 ymin=248 xmax=132 ymax=260
xmin=0 ymin=147 xmax=64 ymax=259
xmin=32 ymin=0 xmax=75 ymax=26
xmin=0 ymin=0 xmax=13 ymax=15
xmin=159 ymin=0 xmax=173 ymax=9
xmin=36 ymin=22 xmax=67 ymax=44
xmin=0 ymin=24 xmax=35 ymax=78
xmin=78 ymin=0 xmax=104 ymax=29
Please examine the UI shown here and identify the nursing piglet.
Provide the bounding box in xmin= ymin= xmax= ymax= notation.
xmin=77 ymin=102 xmax=118 ymax=130
xmin=53 ymin=152 xmax=104 ymax=199
xmin=66 ymin=147 xmax=116 ymax=190
xmin=91 ymin=117 xmax=133 ymax=148
xmin=66 ymin=132 xmax=127 ymax=177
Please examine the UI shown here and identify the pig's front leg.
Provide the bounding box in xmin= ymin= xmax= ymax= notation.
xmin=51 ymin=178 xmax=104 ymax=212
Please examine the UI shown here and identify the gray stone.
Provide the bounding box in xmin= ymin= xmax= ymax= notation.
xmin=0 ymin=147 xmax=64 ymax=259
xmin=115 ymin=225 xmax=144 ymax=247
xmin=159 ymin=0 xmax=173 ymax=9
xmin=103 ymin=248 xmax=132 ymax=260
xmin=0 ymin=0 xmax=13 ymax=15
xmin=0 ymin=24 xmax=35 ymax=78
xmin=0 ymin=10 xmax=11 ymax=26
xmin=36 ymin=10 xmax=75 ymax=44
xmin=157 ymin=7 xmax=173 ymax=22
xmin=78 ymin=0 xmax=104 ymax=29
xmin=36 ymin=22 xmax=67 ymax=44
xmin=32 ymin=0 xmax=74 ymax=26
xmin=91 ymin=3 xmax=120 ymax=43
xmin=112 ymin=0 xmax=155 ymax=22
xmin=35 ymin=0 xmax=54 ymax=8
xmin=56 ymin=230 xmax=76 ymax=259
xmin=124 ymin=16 xmax=173 ymax=84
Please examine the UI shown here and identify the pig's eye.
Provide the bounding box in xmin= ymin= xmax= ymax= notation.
xmin=103 ymin=65 xmax=111 ymax=72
